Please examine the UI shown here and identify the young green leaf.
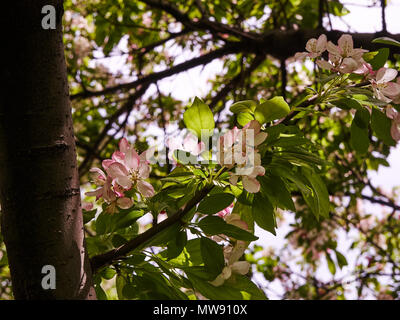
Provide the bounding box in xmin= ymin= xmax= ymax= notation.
xmin=229 ymin=100 xmax=257 ymax=114
xmin=183 ymin=97 xmax=215 ymax=138
xmin=237 ymin=112 xmax=254 ymax=126
xmin=254 ymin=96 xmax=290 ymax=124
xmin=372 ymin=36 xmax=400 ymax=48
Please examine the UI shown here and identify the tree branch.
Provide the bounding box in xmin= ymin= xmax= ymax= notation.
xmin=90 ymin=184 xmax=214 ymax=272
xmin=71 ymin=43 xmax=242 ymax=100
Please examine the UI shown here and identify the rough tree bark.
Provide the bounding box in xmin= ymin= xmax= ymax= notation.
xmin=0 ymin=1 xmax=95 ymax=299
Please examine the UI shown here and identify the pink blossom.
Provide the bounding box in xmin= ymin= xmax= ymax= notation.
xmin=85 ymin=172 xmax=133 ymax=213
xmin=386 ymin=106 xmax=400 ymax=141
xmin=327 ymin=34 xmax=367 ymax=60
xmin=209 ymin=240 xmax=250 ymax=287
xmin=217 ymin=121 xmax=267 ymax=169
xmin=216 ymin=203 xmax=234 ymax=218
xmin=294 ymin=34 xmax=327 ymax=60
xmin=167 ymin=132 xmax=205 ymax=161
xmin=106 ymin=146 xmax=155 ymax=197
xmin=371 ymin=68 xmax=400 ymax=103
xmin=229 ymin=165 xmax=265 ymax=193
xmin=316 ymin=34 xmax=368 ymax=74
xmin=82 ymin=202 xmax=93 ymax=211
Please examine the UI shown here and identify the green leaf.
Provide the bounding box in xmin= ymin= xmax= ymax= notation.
xmin=183 ymin=97 xmax=215 ymax=138
xmin=95 ymin=209 xmax=143 ymax=235
xmin=167 ymin=231 xmax=187 ymax=260
xmin=371 ymin=108 xmax=395 ymax=146
xmin=226 ymin=274 xmax=267 ymax=300
xmin=271 ymin=164 xmax=310 ymax=194
xmin=100 ymin=267 xmax=116 ymax=280
xmin=350 ymin=108 xmax=370 ymax=155
xmin=83 ymin=208 xmax=97 ymax=224
xmin=198 ymin=216 xmax=258 ymax=241
xmin=237 ymin=112 xmax=254 ymax=126
xmin=200 ymin=237 xmax=225 ymax=276
xmin=326 ymin=253 xmax=337 ymax=275
xmin=185 ymin=239 xmax=203 ymax=265
xmin=272 ymin=136 xmax=310 ymax=148
xmin=186 ymin=273 xmax=243 ymax=300
xmin=254 ymin=96 xmax=290 ymax=124
xmin=230 ymin=100 xmax=257 ymax=114
xmin=372 ymin=36 xmax=400 ymax=48
xmin=94 ymin=284 xmax=108 ymax=300
xmin=197 ymin=193 xmax=235 ymax=214
xmin=114 ymin=210 xmax=143 ymax=231
xmin=116 ymin=274 xmax=126 ymax=300
xmin=301 ymin=167 xmax=330 ymax=219
xmin=122 ymin=283 xmax=137 ymax=299
xmin=252 ymin=193 xmax=276 ymax=235
xmin=366 ymin=48 xmax=389 ymax=70
xmin=335 ymin=250 xmax=348 ymax=269
xmin=331 ymin=98 xmax=362 ymax=110
xmin=259 ymin=175 xmax=295 ymax=211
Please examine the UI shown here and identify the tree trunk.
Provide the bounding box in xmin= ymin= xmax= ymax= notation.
xmin=0 ymin=0 xmax=95 ymax=299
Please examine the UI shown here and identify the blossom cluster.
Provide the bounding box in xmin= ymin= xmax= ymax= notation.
xmin=85 ymin=138 xmax=155 ymax=213
xmin=295 ymin=34 xmax=400 ymax=141
xmin=295 ymin=34 xmax=368 ymax=74
xmin=217 ymin=120 xmax=267 ymax=193
xmin=209 ymin=205 xmax=251 ymax=287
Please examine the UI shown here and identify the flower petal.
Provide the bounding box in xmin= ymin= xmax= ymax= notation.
xmin=305 ymin=38 xmax=317 ymax=53
xmin=339 ymin=57 xmax=359 ymax=74
xmin=316 ymin=34 xmax=327 ymax=53
xmin=137 ymin=180 xmax=155 ymax=197
xmin=102 ymin=159 xmax=114 ymax=170
xmin=82 ymin=202 xmax=93 ymax=211
xmin=391 ymin=122 xmax=400 ymax=141
xmin=243 ymin=120 xmax=261 ymax=134
xmin=89 ymin=167 xmax=106 ymax=185
xmin=115 ymin=175 xmax=132 ymax=190
xmin=316 ymin=59 xmax=333 ymax=70
xmin=326 ymin=41 xmax=341 ymax=56
xmin=112 ymin=151 xmax=125 ymax=163
xmin=229 ymin=174 xmax=239 ymax=186
xmin=85 ymin=188 xmax=103 ymax=201
xmin=386 ymin=107 xmax=397 ymax=120
xmin=231 ymin=261 xmax=250 ymax=275
xmin=242 ymin=176 xmax=260 ymax=193
xmin=138 ymin=162 xmax=151 ymax=179
xmin=254 ymin=132 xmax=268 ymax=146
xmin=106 ymin=162 xmax=129 ymax=179
xmin=209 ymin=274 xmax=225 ymax=287
xmin=338 ymin=34 xmax=353 ymax=57
xmin=381 ymin=82 xmax=400 ymax=98
xmin=119 ymin=138 xmax=130 ymax=153
xmin=103 ymin=178 xmax=117 ymax=202
xmin=294 ymin=52 xmax=308 ymax=61
xmin=376 ymin=67 xmax=398 ymax=84
xmin=125 ymin=148 xmax=140 ymax=171
xmin=117 ymin=197 xmax=134 ymax=209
